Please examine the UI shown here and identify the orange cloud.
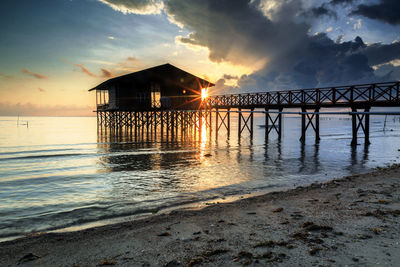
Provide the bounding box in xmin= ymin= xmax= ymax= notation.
xmin=112 ymin=57 xmax=143 ymax=73
xmin=74 ymin=64 xmax=96 ymax=77
xmin=0 ymin=73 xmax=13 ymax=79
xmin=101 ymin=68 xmax=114 ymax=78
xmin=21 ymin=68 xmax=48 ymax=79
xmin=127 ymin=57 xmax=138 ymax=62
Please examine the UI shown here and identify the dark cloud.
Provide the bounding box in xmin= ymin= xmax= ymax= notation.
xmin=165 ymin=0 xmax=400 ymax=92
xmin=235 ymin=34 xmax=400 ymax=91
xmin=211 ymin=78 xmax=239 ymax=95
xmin=351 ymin=0 xmax=400 ymax=25
xmin=374 ymin=63 xmax=400 ymax=80
xmin=21 ymin=68 xmax=48 ymax=79
xmin=329 ymin=0 xmax=355 ymax=5
xmin=309 ymin=5 xmax=337 ymax=19
xmin=364 ymin=42 xmax=400 ymax=66
xmin=100 ymin=0 xmax=400 ymax=92
xmin=223 ymin=74 xmax=239 ymax=80
xmin=167 ymin=0 xmax=308 ymax=68
xmin=101 ymin=68 xmax=114 ymax=78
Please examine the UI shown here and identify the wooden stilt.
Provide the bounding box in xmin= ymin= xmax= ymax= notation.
xmin=215 ymin=108 xmax=219 ymax=139
xmin=300 ymin=107 xmax=306 ymax=143
xmin=238 ymin=109 xmax=242 ymax=140
xmin=365 ymin=107 xmax=370 ymax=145
xmin=265 ymin=108 xmax=269 ymax=140
xmin=278 ymin=108 xmax=283 ymax=140
xmin=208 ymin=110 xmax=212 ymax=137
xmin=351 ymin=107 xmax=357 ymax=146
xmin=315 ymin=108 xmax=320 ymax=142
xmin=227 ymin=109 xmax=231 ymax=138
xmin=250 ymin=108 xmax=254 ymax=139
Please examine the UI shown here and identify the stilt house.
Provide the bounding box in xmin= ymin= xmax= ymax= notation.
xmin=89 ymin=63 xmax=214 ymax=111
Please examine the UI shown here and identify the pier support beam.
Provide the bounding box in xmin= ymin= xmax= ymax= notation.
xmin=265 ymin=108 xmax=283 ymax=140
xmin=215 ymin=109 xmax=231 ymax=139
xmin=238 ymin=109 xmax=254 ymax=139
xmin=278 ymin=108 xmax=283 ymax=140
xmin=351 ymin=107 xmax=371 ymax=146
xmin=300 ymin=107 xmax=320 ymax=143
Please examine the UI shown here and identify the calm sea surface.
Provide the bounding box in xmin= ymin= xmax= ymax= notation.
xmin=1 ymin=114 xmax=400 ymax=240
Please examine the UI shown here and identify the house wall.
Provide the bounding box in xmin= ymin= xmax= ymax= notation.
xmin=116 ymin=82 xmax=151 ymax=110
xmin=159 ymin=77 xmax=203 ymax=110
xmin=101 ymin=76 xmax=207 ymax=111
xmin=108 ymin=85 xmax=117 ymax=109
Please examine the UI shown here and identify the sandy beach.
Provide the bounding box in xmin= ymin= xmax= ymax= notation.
xmin=1 ymin=165 xmax=400 ymax=266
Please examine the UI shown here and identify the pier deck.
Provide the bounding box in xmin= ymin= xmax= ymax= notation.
xmin=97 ymin=81 xmax=400 ymax=145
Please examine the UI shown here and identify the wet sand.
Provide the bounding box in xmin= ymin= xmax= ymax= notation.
xmin=1 ymin=165 xmax=400 ymax=266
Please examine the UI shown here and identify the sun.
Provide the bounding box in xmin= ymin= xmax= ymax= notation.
xmin=201 ymin=88 xmax=208 ymax=101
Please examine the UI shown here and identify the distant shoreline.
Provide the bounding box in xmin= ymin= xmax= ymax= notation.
xmin=1 ymin=165 xmax=399 ymax=266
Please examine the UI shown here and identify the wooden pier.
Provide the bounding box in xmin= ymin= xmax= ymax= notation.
xmin=96 ymin=81 xmax=400 ymax=146
xmin=206 ymin=81 xmax=400 ymax=145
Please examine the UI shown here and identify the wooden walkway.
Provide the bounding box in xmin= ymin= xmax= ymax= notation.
xmin=205 ymin=81 xmax=400 ymax=145
xmin=207 ymin=81 xmax=400 ymax=109
xmin=97 ymin=81 xmax=400 ymax=146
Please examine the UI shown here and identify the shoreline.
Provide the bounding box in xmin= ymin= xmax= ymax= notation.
xmin=0 ymin=187 xmax=274 ymax=244
xmin=1 ymin=166 xmax=400 ymax=266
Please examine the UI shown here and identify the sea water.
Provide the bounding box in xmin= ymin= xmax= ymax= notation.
xmin=1 ymin=114 xmax=400 ymax=240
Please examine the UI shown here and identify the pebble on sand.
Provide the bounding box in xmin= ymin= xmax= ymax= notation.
xmin=272 ymin=207 xmax=284 ymax=212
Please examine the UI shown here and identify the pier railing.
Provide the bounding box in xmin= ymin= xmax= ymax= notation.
xmin=96 ymin=81 xmax=400 ymax=146
xmin=207 ymin=81 xmax=400 ymax=108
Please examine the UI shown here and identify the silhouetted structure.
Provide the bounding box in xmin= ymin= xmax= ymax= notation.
xmin=208 ymin=81 xmax=400 ymax=145
xmin=90 ymin=67 xmax=400 ymax=146
xmin=89 ymin=63 xmax=214 ymax=111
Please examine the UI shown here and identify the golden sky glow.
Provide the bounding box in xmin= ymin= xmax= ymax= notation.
xmin=0 ymin=23 xmax=255 ymax=117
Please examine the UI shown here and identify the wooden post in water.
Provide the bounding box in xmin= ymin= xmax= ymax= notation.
xmin=134 ymin=112 xmax=137 ymax=141
xmin=315 ymin=107 xmax=320 ymax=142
xmin=365 ymin=107 xmax=370 ymax=145
xmin=227 ymin=108 xmax=231 ymax=138
xmin=199 ymin=110 xmax=202 ymax=140
xmin=238 ymin=109 xmax=242 ymax=140
xmin=208 ymin=109 xmax=212 ymax=137
xmin=146 ymin=112 xmax=149 ymax=140
xmin=154 ymin=111 xmax=157 ymax=138
xmin=166 ymin=111 xmax=170 ymax=140
xmin=171 ymin=111 xmax=175 ymax=139
xmin=180 ymin=111 xmax=183 ymax=139
xmin=278 ymin=108 xmax=283 ymax=140
xmin=160 ymin=111 xmax=164 ymax=139
xmin=250 ymin=108 xmax=254 ymax=139
xmin=175 ymin=111 xmax=179 ymax=138
xmin=215 ymin=108 xmax=219 ymax=139
xmin=351 ymin=107 xmax=357 ymax=146
xmin=193 ymin=112 xmax=197 ymax=140
xmin=300 ymin=107 xmax=306 ymax=143
xmin=265 ymin=108 xmax=269 ymax=140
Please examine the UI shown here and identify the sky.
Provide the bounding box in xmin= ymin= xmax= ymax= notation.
xmin=0 ymin=0 xmax=399 ymax=116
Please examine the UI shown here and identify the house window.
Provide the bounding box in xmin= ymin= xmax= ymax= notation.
xmin=97 ymin=90 xmax=109 ymax=109
xmin=151 ymin=83 xmax=161 ymax=108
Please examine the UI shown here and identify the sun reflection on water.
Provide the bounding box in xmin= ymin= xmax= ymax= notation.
xmin=199 ymin=119 xmax=208 ymax=159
